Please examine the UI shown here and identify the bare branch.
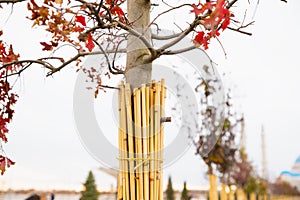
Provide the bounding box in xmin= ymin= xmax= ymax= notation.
xmin=112 ymin=39 xmax=126 ymax=72
xmin=152 ymin=32 xmax=182 ymax=40
xmin=116 ymin=21 xmax=157 ymax=59
xmin=161 ymin=45 xmax=197 ymax=55
xmin=0 ymin=60 xmax=55 ymax=71
xmin=150 ymin=4 xmax=192 ymax=26
xmin=0 ymin=0 xmax=26 ymax=3
xmin=93 ymin=39 xmax=124 ymax=75
xmin=227 ymin=27 xmax=252 ymax=36
xmin=0 ymin=48 xmax=127 ymax=78
xmin=98 ymin=84 xmax=120 ymax=90
xmin=227 ymin=0 xmax=239 ymax=9
xmin=158 ymin=17 xmax=201 ymax=52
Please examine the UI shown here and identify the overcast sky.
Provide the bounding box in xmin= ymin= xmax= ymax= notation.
xmin=1 ymin=0 xmax=300 ymax=192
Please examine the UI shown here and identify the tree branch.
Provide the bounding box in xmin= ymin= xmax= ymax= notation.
xmin=158 ymin=17 xmax=201 ymax=52
xmin=227 ymin=27 xmax=252 ymax=36
xmin=0 ymin=48 xmax=127 ymax=78
xmin=150 ymin=4 xmax=192 ymax=26
xmin=116 ymin=21 xmax=157 ymax=59
xmin=161 ymin=45 xmax=197 ymax=55
xmin=0 ymin=0 xmax=26 ymax=3
xmin=227 ymin=0 xmax=239 ymax=9
xmin=93 ymin=39 xmax=124 ymax=75
xmin=152 ymin=32 xmax=182 ymax=40
xmin=0 ymin=60 xmax=55 ymax=71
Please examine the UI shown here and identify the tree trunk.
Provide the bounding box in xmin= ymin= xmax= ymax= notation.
xmin=125 ymin=0 xmax=152 ymax=88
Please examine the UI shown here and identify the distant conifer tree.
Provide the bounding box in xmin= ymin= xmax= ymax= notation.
xmin=166 ymin=176 xmax=175 ymax=200
xmin=80 ymin=171 xmax=99 ymax=200
xmin=181 ymin=181 xmax=189 ymax=200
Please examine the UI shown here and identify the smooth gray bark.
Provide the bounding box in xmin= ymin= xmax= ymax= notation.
xmin=125 ymin=0 xmax=152 ymax=88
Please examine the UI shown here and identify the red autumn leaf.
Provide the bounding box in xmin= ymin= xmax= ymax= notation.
xmin=99 ymin=10 xmax=105 ymax=16
xmin=0 ymin=155 xmax=15 ymax=175
xmin=111 ymin=6 xmax=124 ymax=19
xmin=40 ymin=41 xmax=58 ymax=51
xmin=190 ymin=4 xmax=202 ymax=17
xmin=86 ymin=34 xmax=95 ymax=52
xmin=194 ymin=31 xmax=205 ymax=45
xmin=221 ymin=10 xmax=231 ymax=30
xmin=190 ymin=3 xmax=215 ymax=17
xmin=193 ymin=31 xmax=210 ymax=50
xmin=6 ymin=157 xmax=15 ymax=168
xmin=75 ymin=15 xmax=86 ymax=26
xmin=221 ymin=18 xmax=230 ymax=30
xmin=0 ymin=157 xmax=5 ymax=175
xmin=40 ymin=42 xmax=52 ymax=51
xmin=190 ymin=4 xmax=206 ymax=17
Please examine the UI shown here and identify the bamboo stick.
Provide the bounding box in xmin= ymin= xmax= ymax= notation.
xmin=149 ymin=86 xmax=155 ymax=200
xmin=125 ymin=83 xmax=135 ymax=200
xmin=134 ymin=88 xmax=144 ymax=200
xmin=118 ymin=83 xmax=123 ymax=200
xmin=141 ymin=84 xmax=149 ymax=200
xmin=159 ymin=79 xmax=165 ymax=200
xmin=154 ymin=82 xmax=161 ymax=200
xmin=120 ymin=83 xmax=130 ymax=200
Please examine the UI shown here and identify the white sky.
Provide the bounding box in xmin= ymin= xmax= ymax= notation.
xmin=1 ymin=0 xmax=300 ymax=192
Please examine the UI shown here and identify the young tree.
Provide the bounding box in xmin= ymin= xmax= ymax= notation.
xmin=0 ymin=0 xmax=252 ymax=176
xmin=232 ymin=148 xmax=254 ymax=189
xmin=80 ymin=171 xmax=100 ymax=200
xmin=181 ymin=181 xmax=189 ymax=200
xmin=194 ymin=81 xmax=241 ymax=182
xmin=166 ymin=176 xmax=174 ymax=200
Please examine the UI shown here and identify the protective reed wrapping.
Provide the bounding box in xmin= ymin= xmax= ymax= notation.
xmin=117 ymin=80 xmax=166 ymax=200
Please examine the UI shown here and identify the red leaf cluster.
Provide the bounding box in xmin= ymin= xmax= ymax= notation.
xmin=40 ymin=41 xmax=58 ymax=51
xmin=75 ymin=15 xmax=86 ymax=26
xmin=0 ymin=155 xmax=15 ymax=175
xmin=191 ymin=0 xmax=232 ymax=49
xmin=86 ymin=33 xmax=95 ymax=52
xmin=0 ymin=31 xmax=18 ymax=175
xmin=0 ymin=33 xmax=19 ymax=142
xmin=104 ymin=0 xmax=125 ymax=22
xmin=194 ymin=31 xmax=210 ymax=50
xmin=27 ymin=0 xmax=93 ymax=52
xmin=111 ymin=6 xmax=125 ymax=22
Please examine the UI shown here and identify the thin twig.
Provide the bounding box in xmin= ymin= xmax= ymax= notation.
xmin=98 ymin=84 xmax=120 ymax=90
xmin=149 ymin=4 xmax=192 ymax=26
xmin=0 ymin=0 xmax=26 ymax=3
xmin=93 ymin=39 xmax=124 ymax=75
xmin=112 ymin=39 xmax=126 ymax=73
xmin=227 ymin=27 xmax=252 ymax=36
xmin=116 ymin=21 xmax=157 ymax=59
xmin=161 ymin=46 xmax=196 ymax=55
xmin=0 ymin=60 xmax=55 ymax=71
xmin=158 ymin=17 xmax=202 ymax=51
xmin=152 ymin=32 xmax=182 ymax=40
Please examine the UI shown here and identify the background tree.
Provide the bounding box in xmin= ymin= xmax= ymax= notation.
xmin=80 ymin=171 xmax=99 ymax=200
xmin=232 ymin=148 xmax=254 ymax=189
xmin=166 ymin=176 xmax=174 ymax=200
xmin=194 ymin=80 xmax=241 ymax=182
xmin=0 ymin=0 xmax=251 ymax=175
xmin=181 ymin=181 xmax=189 ymax=200
xmin=270 ymin=178 xmax=300 ymax=196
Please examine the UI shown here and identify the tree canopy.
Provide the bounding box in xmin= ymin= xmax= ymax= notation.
xmin=0 ymin=0 xmax=255 ymax=175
